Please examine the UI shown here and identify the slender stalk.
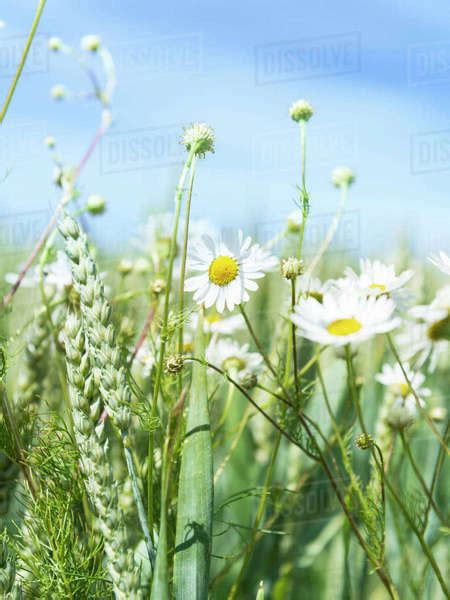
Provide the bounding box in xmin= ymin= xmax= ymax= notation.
xmin=147 ymin=147 xmax=195 ymax=532
xmin=0 ymin=0 xmax=47 ymax=124
xmin=386 ymin=334 xmax=449 ymax=455
xmin=193 ymin=356 xmax=398 ymax=598
xmin=177 ymin=154 xmax=198 ymax=392
xmin=227 ymin=432 xmax=281 ymax=600
xmin=372 ymin=445 xmax=449 ymax=598
xmin=373 ymin=444 xmax=386 ymax=563
xmin=0 ymin=383 xmax=36 ymax=497
xmin=297 ymin=119 xmax=309 ymax=260
xmin=399 ymin=431 xmax=446 ymax=526
xmin=290 ymin=279 xmax=300 ymax=402
xmin=2 ymin=112 xmax=111 ymax=309
xmin=307 ymin=181 xmax=348 ymax=276
xmin=345 ymin=345 xmax=367 ymax=434
xmin=130 ymin=300 xmax=158 ymax=365
xmin=423 ymin=420 xmax=449 ymax=531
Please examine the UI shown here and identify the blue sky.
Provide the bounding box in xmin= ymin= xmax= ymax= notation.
xmin=1 ymin=0 xmax=450 ymax=260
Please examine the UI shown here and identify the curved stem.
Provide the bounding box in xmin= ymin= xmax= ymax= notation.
xmin=386 ymin=334 xmax=449 ymax=455
xmin=373 ymin=445 xmax=449 ymax=598
xmin=177 ymin=154 xmax=198 ymax=393
xmin=399 ymin=431 xmax=447 ymax=526
xmin=185 ymin=361 xmax=398 ymax=600
xmin=147 ymin=148 xmax=195 ymax=532
xmin=0 ymin=0 xmax=47 ymax=124
xmin=2 ymin=111 xmax=111 ymax=309
xmin=306 ymin=181 xmax=348 ymax=276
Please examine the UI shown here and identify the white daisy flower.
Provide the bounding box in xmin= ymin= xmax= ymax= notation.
xmin=5 ymin=251 xmax=72 ymax=292
xmin=134 ymin=342 xmax=155 ymax=378
xmin=185 ymin=231 xmax=276 ymax=313
xmin=206 ymin=338 xmax=263 ymax=382
xmin=396 ymin=323 xmax=448 ymax=372
xmin=291 ymin=291 xmax=400 ymax=347
xmin=297 ymin=275 xmax=334 ymax=303
xmin=134 ymin=212 xmax=216 ymax=263
xmin=429 ymin=251 xmax=450 ymax=276
xmin=43 ymin=251 xmax=73 ymax=289
xmin=375 ymin=363 xmax=430 ymax=400
xmin=399 ymin=285 xmax=450 ymax=370
xmin=386 ymin=395 xmax=424 ymax=430
xmin=189 ymin=311 xmax=245 ymax=335
xmin=336 ymin=259 xmax=413 ymax=297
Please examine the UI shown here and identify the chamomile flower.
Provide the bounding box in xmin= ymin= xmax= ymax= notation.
xmin=337 ymin=259 xmax=413 ymax=298
xmin=297 ymin=275 xmax=334 ymax=303
xmin=429 ymin=251 xmax=450 ymax=276
xmin=386 ymin=395 xmax=424 ymax=430
xmin=399 ymin=285 xmax=450 ymax=370
xmin=291 ymin=291 xmax=400 ymax=347
xmin=185 ymin=232 xmax=276 ymax=313
xmin=206 ymin=338 xmax=263 ymax=382
xmin=134 ymin=342 xmax=155 ymax=378
xmin=189 ymin=311 xmax=245 ymax=335
xmin=375 ymin=363 xmax=430 ymax=400
xmin=134 ymin=213 xmax=216 ymax=263
xmin=5 ymin=251 xmax=72 ymax=292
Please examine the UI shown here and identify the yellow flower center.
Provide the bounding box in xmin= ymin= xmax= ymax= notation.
xmin=369 ymin=283 xmax=386 ymax=292
xmin=399 ymin=383 xmax=410 ymax=397
xmin=206 ymin=311 xmax=223 ymax=324
xmin=327 ymin=318 xmax=362 ymax=336
xmin=427 ymin=313 xmax=450 ymax=341
xmin=223 ymin=356 xmax=246 ymax=371
xmin=208 ymin=256 xmax=239 ymax=286
xmin=183 ymin=342 xmax=193 ymax=354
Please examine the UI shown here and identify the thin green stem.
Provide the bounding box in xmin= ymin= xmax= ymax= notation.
xmin=399 ymin=431 xmax=447 ymax=526
xmin=297 ymin=119 xmax=309 ymax=260
xmin=239 ymin=304 xmax=292 ymax=404
xmin=373 ymin=445 xmax=449 ymax=598
xmin=423 ymin=420 xmax=449 ymax=531
xmin=227 ymin=431 xmax=281 ymax=600
xmin=386 ymin=333 xmax=449 ymax=455
xmin=177 ymin=154 xmax=198 ymax=393
xmin=290 ymin=279 xmax=300 ymax=403
xmin=188 ymin=357 xmax=399 ymax=599
xmin=307 ymin=182 xmax=348 ymax=276
xmin=0 ymin=383 xmax=36 ymax=497
xmin=147 ymin=148 xmax=195 ymax=532
xmin=0 ymin=0 xmax=47 ymax=124
xmin=373 ymin=444 xmax=386 ymax=563
xmin=345 ymin=345 xmax=367 ymax=435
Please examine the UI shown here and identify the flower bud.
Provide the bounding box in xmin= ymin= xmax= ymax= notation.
xmin=332 ymin=167 xmax=355 ymax=188
xmin=134 ymin=258 xmax=150 ymax=274
xmin=87 ymin=194 xmax=106 ymax=215
xmin=355 ymin=433 xmax=374 ymax=450
xmin=165 ymin=355 xmax=184 ymax=374
xmin=289 ymin=99 xmax=314 ymax=123
xmin=50 ymin=84 xmax=67 ymax=101
xmin=240 ymin=370 xmax=258 ymax=390
xmin=181 ymin=123 xmax=215 ymax=157
xmin=48 ymin=37 xmax=63 ymax=52
xmin=151 ymin=278 xmax=166 ymax=296
xmin=81 ymin=34 xmax=101 ymax=52
xmin=281 ymin=257 xmax=304 ymax=280
xmin=117 ymin=259 xmax=133 ymax=276
xmin=59 ymin=216 xmax=80 ymax=240
xmin=287 ymin=210 xmax=301 ymax=233
xmin=44 ymin=135 xmax=56 ymax=149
